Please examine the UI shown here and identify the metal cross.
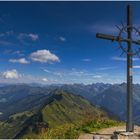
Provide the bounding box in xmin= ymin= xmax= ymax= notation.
xmin=96 ymin=5 xmax=140 ymax=132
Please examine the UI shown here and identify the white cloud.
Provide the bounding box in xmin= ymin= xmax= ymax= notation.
xmin=28 ymin=34 xmax=39 ymax=41
xmin=41 ymin=68 xmax=50 ymax=73
xmin=2 ymin=69 xmax=21 ymax=79
xmin=98 ymin=66 xmax=117 ymax=71
xmin=112 ymin=56 xmax=126 ymax=61
xmin=69 ymin=71 xmax=85 ymax=76
xmin=112 ymin=56 xmax=139 ymax=61
xmin=9 ymin=58 xmax=30 ymax=64
xmin=41 ymin=68 xmax=95 ymax=78
xmin=133 ymin=66 xmax=140 ymax=69
xmin=82 ymin=58 xmax=92 ymax=62
xmin=88 ymin=24 xmax=118 ymax=35
xmin=18 ymin=33 xmax=39 ymax=41
xmin=59 ymin=36 xmax=66 ymax=42
xmin=41 ymin=68 xmax=62 ymax=77
xmin=93 ymin=75 xmax=102 ymax=78
xmin=133 ymin=58 xmax=140 ymax=61
xmin=42 ymin=78 xmax=48 ymax=82
xmin=30 ymin=49 xmax=60 ymax=63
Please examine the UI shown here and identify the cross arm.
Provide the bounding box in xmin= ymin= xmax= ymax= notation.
xmin=96 ymin=33 xmax=140 ymax=45
xmin=96 ymin=33 xmax=116 ymax=41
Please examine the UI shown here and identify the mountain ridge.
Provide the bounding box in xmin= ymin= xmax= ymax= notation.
xmin=0 ymin=89 xmax=110 ymax=139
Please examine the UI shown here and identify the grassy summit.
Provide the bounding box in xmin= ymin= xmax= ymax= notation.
xmin=41 ymin=90 xmax=108 ymax=128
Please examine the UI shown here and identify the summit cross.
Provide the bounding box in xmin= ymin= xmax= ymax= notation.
xmin=96 ymin=5 xmax=140 ymax=132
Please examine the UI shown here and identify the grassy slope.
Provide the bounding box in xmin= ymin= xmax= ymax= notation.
xmin=22 ymin=90 xmax=124 ymax=139
xmin=22 ymin=119 xmax=124 ymax=139
xmin=41 ymin=90 xmax=108 ymax=128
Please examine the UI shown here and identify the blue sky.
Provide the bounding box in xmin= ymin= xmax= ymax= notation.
xmin=0 ymin=1 xmax=140 ymax=84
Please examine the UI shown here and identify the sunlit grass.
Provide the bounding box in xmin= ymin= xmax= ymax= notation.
xmin=22 ymin=119 xmax=124 ymax=139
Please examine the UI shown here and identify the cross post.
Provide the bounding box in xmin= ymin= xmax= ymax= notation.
xmin=96 ymin=5 xmax=139 ymax=132
xmin=126 ymin=4 xmax=133 ymax=132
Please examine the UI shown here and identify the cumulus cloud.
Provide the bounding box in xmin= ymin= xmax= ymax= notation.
xmin=30 ymin=49 xmax=60 ymax=63
xmin=2 ymin=69 xmax=21 ymax=79
xmin=9 ymin=58 xmax=30 ymax=64
xmin=18 ymin=33 xmax=39 ymax=41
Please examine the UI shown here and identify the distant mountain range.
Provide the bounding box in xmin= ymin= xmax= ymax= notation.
xmin=59 ymin=83 xmax=140 ymax=124
xmin=0 ymin=83 xmax=140 ymax=122
xmin=0 ymin=83 xmax=140 ymax=138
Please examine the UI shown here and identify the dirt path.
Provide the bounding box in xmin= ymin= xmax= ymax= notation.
xmin=78 ymin=125 xmax=140 ymax=139
xmin=78 ymin=126 xmax=125 ymax=139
